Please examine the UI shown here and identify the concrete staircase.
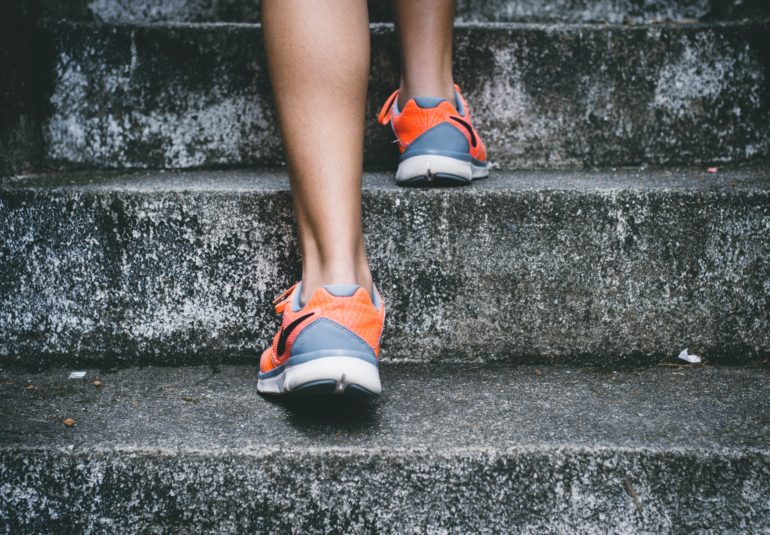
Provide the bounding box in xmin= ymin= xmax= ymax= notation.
xmin=2 ymin=365 xmax=769 ymax=533
xmin=1 ymin=0 xmax=769 ymax=533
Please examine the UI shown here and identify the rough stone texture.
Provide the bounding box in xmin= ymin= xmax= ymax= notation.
xmin=710 ymin=0 xmax=770 ymax=20
xmin=0 ymin=1 xmax=41 ymax=176
xmin=0 ymin=364 xmax=769 ymax=533
xmin=38 ymin=21 xmax=280 ymax=170
xmin=38 ymin=0 xmax=770 ymax=23
xmin=1 ymin=168 xmax=769 ymax=367
xmin=457 ymin=0 xmax=714 ymax=22
xmin=36 ymin=21 xmax=770 ymax=170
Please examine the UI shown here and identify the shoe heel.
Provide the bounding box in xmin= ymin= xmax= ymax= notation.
xmin=285 ymin=355 xmax=381 ymax=396
xmin=396 ymin=154 xmax=474 ymax=187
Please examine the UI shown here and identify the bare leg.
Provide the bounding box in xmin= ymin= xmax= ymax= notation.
xmin=262 ymin=0 xmax=372 ymax=302
xmin=392 ymin=0 xmax=457 ymax=108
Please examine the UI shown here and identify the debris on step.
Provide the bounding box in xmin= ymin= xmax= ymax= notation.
xmin=63 ymin=418 xmax=76 ymax=427
xmin=707 ymin=167 xmax=718 ymax=173
xmin=677 ymin=348 xmax=702 ymax=364
xmin=624 ymin=478 xmax=644 ymax=512
xmin=68 ymin=371 xmax=86 ymax=379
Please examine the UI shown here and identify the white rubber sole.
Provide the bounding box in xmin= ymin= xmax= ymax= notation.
xmin=257 ymin=356 xmax=382 ymax=396
xmin=395 ymin=154 xmax=489 ymax=186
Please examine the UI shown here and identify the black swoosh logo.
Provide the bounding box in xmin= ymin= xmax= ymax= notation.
xmin=449 ymin=116 xmax=477 ymax=148
xmin=276 ymin=312 xmax=315 ymax=356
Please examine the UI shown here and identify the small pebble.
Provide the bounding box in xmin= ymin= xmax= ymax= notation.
xmin=63 ymin=418 xmax=76 ymax=427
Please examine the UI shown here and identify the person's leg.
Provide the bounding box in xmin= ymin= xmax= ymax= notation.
xmin=262 ymin=0 xmax=372 ymax=303
xmin=378 ymin=0 xmax=488 ymax=187
xmin=258 ymin=0 xmax=384 ymax=397
xmin=392 ymin=0 xmax=456 ymax=108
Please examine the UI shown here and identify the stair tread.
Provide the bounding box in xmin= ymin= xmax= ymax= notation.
xmin=7 ymin=166 xmax=770 ymax=193
xmin=2 ymin=363 xmax=768 ymax=453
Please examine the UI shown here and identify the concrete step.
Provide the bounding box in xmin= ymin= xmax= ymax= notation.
xmin=2 ymin=168 xmax=768 ymax=367
xmin=1 ymin=363 xmax=768 ymax=533
xmin=40 ymin=0 xmax=769 ymax=24
xmin=36 ymin=20 xmax=770 ymax=170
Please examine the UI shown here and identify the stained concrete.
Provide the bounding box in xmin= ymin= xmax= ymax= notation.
xmin=0 ymin=364 xmax=768 ymax=533
xmin=39 ymin=0 xmax=769 ymax=23
xmin=35 ymin=21 xmax=770 ymax=170
xmin=1 ymin=168 xmax=769 ymax=367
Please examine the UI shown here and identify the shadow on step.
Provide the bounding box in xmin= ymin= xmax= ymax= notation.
xmin=260 ymin=394 xmax=382 ymax=434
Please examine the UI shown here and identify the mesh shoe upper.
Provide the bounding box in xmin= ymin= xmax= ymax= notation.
xmin=259 ymin=283 xmax=385 ymax=374
xmin=377 ymin=84 xmax=487 ymax=164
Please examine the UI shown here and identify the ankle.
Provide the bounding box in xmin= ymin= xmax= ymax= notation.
xmin=300 ymin=262 xmax=373 ymax=304
xmin=398 ymin=79 xmax=455 ymax=108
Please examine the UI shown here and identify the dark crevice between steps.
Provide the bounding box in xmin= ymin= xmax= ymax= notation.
xmin=4 ymin=351 xmax=769 ymax=375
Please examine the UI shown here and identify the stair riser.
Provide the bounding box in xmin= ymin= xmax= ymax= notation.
xmin=40 ymin=0 xmax=769 ymax=23
xmin=1 ymin=449 xmax=767 ymax=533
xmin=0 ymin=2 xmax=39 ymax=176
xmin=2 ymin=182 xmax=768 ymax=366
xmin=39 ymin=22 xmax=770 ymax=170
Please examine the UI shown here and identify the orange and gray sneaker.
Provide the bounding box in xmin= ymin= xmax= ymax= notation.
xmin=257 ymin=282 xmax=385 ymax=396
xmin=377 ymin=84 xmax=489 ymax=187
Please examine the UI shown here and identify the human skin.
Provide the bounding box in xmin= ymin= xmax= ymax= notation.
xmin=262 ymin=0 xmax=457 ymax=302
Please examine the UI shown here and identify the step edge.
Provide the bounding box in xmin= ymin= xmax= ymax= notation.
xmin=2 ymin=444 xmax=768 ymax=457
xmin=37 ymin=18 xmax=770 ymax=32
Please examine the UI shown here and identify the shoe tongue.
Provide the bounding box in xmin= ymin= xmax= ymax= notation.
xmin=322 ymin=284 xmax=361 ymax=297
xmin=412 ymin=96 xmax=447 ymax=109
xmin=410 ymin=94 xmax=464 ymax=114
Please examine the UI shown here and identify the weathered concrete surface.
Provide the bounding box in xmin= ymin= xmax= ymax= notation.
xmin=0 ymin=1 xmax=41 ymax=176
xmin=39 ymin=0 xmax=770 ymax=23
xmin=37 ymin=21 xmax=770 ymax=170
xmin=1 ymin=168 xmax=769 ymax=367
xmin=710 ymin=0 xmax=770 ymax=20
xmin=0 ymin=364 xmax=768 ymax=533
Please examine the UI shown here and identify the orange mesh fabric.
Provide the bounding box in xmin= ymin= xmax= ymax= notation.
xmin=377 ymin=85 xmax=487 ymax=163
xmin=260 ymin=285 xmax=385 ymax=373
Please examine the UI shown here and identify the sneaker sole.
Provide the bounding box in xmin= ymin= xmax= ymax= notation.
xmin=396 ymin=154 xmax=489 ymax=187
xmin=257 ymin=356 xmax=382 ymax=396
